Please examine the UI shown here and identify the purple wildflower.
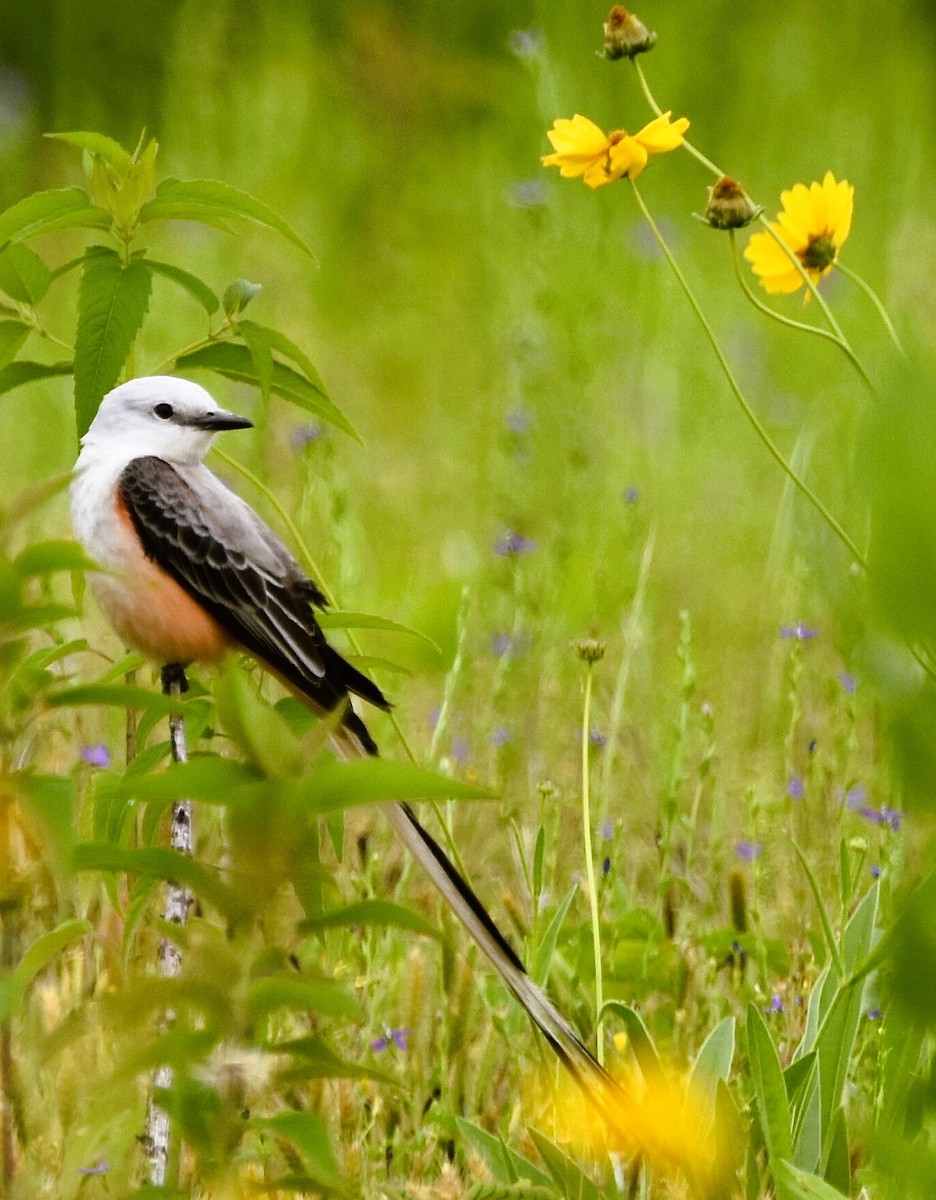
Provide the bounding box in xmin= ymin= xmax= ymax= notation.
xmin=870 ymin=864 xmax=881 ymax=879
xmin=845 ymin=784 xmax=868 ymax=811
xmin=450 ymin=736 xmax=469 ymax=764
xmin=78 ymin=1159 xmax=109 ymax=1177
xmin=589 ymin=728 xmax=607 ymax=749
xmin=839 ymin=670 xmax=857 ymax=694
xmin=491 ymin=632 xmax=512 ymax=658
xmin=491 ymin=726 xmax=511 ymax=748
xmin=81 ymin=743 xmax=110 ymax=769
xmin=622 ymin=485 xmax=641 ymax=505
xmin=735 ymin=839 xmax=762 ymax=862
xmin=494 ymin=531 xmax=538 ymax=557
xmin=866 ymin=1009 xmax=883 ymax=1021
xmin=856 ymin=802 xmax=903 ymax=832
xmin=600 ymin=820 xmax=615 ymax=841
xmin=767 ymin=993 xmax=783 ymax=1013
xmin=289 ymin=422 xmax=324 ymax=450
xmin=372 ymin=1027 xmax=410 ymax=1052
xmin=788 ymin=776 xmax=804 ymax=801
xmin=780 ymin=622 xmax=818 ymax=640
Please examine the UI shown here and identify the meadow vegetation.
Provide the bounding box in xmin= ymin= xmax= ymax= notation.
xmin=0 ymin=2 xmax=935 ymax=1196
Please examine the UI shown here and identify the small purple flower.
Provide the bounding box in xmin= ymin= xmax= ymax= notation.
xmin=622 ymin=485 xmax=641 ymax=505
xmin=507 ymin=178 xmax=549 ymax=209
xmin=491 ymin=726 xmax=511 ymax=748
xmin=451 ymin=736 xmax=469 ymax=764
xmin=81 ymin=743 xmax=110 ymax=769
xmin=767 ymin=993 xmax=783 ymax=1013
xmin=839 ymin=670 xmax=857 ymax=695
xmin=78 ymin=1159 xmax=109 ymax=1177
xmin=505 ymin=407 xmax=532 ymax=435
xmin=870 ymin=864 xmax=881 ymax=879
xmin=289 ymin=421 xmax=324 ymax=450
xmin=600 ymin=820 xmax=615 ymax=841
xmin=735 ymin=839 xmax=762 ymax=862
xmin=856 ymin=802 xmax=903 ymax=832
xmin=780 ymin=622 xmax=818 ymax=640
xmin=788 ymin=776 xmax=804 ymax=801
xmin=589 ymin=728 xmax=607 ymax=749
xmin=491 ymin=632 xmax=512 ymax=658
xmin=845 ymin=784 xmax=868 ymax=811
xmin=494 ymin=531 xmax=538 ymax=557
xmin=866 ymin=1008 xmax=883 ymax=1021
xmin=372 ymin=1027 xmax=410 ymax=1052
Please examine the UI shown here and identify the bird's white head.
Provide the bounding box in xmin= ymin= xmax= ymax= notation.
xmin=79 ymin=376 xmax=253 ymax=466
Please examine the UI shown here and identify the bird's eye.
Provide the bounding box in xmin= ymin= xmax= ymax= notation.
xmin=154 ymin=403 xmax=174 ymax=420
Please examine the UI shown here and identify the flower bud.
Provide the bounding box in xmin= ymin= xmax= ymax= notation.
xmin=602 ymin=6 xmax=656 ymax=60
xmin=575 ymin=638 xmax=606 ymax=664
xmin=704 ymin=176 xmax=761 ymax=230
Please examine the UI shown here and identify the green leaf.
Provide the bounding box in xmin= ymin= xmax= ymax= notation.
xmin=0 ymin=360 xmax=72 ymax=398
xmin=0 ymin=321 xmax=29 ymax=369
xmin=47 ymin=682 xmax=185 ymax=718
xmin=299 ymin=899 xmax=443 ymax=941
xmin=300 ymin=757 xmax=493 ymax=814
xmin=239 ymin=318 xmax=273 ymax=403
xmin=146 ymin=259 xmax=220 ymax=315
xmin=527 ymin=1129 xmax=602 ymax=1200
xmin=532 ymin=884 xmax=576 ymax=988
xmin=15 ymin=539 xmax=97 ymax=576
xmin=46 ymin=130 xmax=134 ymax=173
xmin=74 ymin=247 xmax=152 ymax=435
xmin=454 ymin=1117 xmax=552 ymax=1189
xmin=773 ymin=1160 xmax=849 ymax=1200
xmin=98 ymin=756 xmax=260 ymax=803
xmin=141 ymin=178 xmax=315 ymax=258
xmin=214 ymin=664 xmax=303 ymax=778
xmin=690 ymin=1016 xmax=735 ymax=1124
xmin=747 ymin=1002 xmax=794 ymax=1168
xmin=251 ymin=1112 xmax=345 ymax=1194
xmin=175 ymin=340 xmax=358 ymax=439
xmin=0 ymin=187 xmax=110 ymax=246
xmin=599 ymin=1001 xmax=663 ymax=1080
xmin=71 ymin=842 xmax=250 ymax=923
xmin=246 ymin=975 xmax=360 ymax=1021
xmin=0 ymin=242 xmax=51 ymax=304
xmin=223 ymin=278 xmax=261 ymax=316
xmin=0 ymin=918 xmax=91 ymax=1021
xmin=272 ymin=1035 xmax=392 ymax=1083
xmin=237 ymin=319 xmax=329 ymax=397
xmin=318 ymin=610 xmax=440 ymax=654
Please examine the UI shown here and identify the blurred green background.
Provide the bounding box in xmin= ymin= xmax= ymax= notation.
xmin=2 ymin=0 xmax=935 ymax=810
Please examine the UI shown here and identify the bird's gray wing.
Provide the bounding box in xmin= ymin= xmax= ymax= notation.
xmin=118 ymin=455 xmax=387 ymax=717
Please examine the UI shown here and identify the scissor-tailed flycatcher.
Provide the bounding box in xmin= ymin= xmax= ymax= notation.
xmin=71 ymin=376 xmax=621 ymax=1107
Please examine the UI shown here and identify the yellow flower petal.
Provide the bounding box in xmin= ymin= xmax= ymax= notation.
xmin=608 ymin=135 xmax=648 ymax=181
xmin=546 ymin=114 xmax=609 ymax=158
xmin=634 ymin=111 xmax=690 ymax=154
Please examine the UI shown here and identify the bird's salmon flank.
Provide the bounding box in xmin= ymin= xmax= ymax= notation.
xmin=70 ymin=376 xmax=625 ymax=1118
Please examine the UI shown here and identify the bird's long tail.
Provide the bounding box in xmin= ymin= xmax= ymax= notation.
xmin=336 ymin=718 xmax=626 ymax=1116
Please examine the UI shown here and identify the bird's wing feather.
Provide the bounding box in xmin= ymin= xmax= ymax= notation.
xmin=118 ymin=455 xmax=388 ymax=713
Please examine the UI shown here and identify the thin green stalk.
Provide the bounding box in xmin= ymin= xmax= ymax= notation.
xmin=632 ymin=60 xmax=721 ymax=176
xmin=629 ymin=177 xmax=865 ymax=569
xmin=836 ymin=260 xmax=906 ymax=356
xmin=580 ymin=661 xmax=604 ymax=1066
xmin=729 ymin=232 xmax=878 ymax=397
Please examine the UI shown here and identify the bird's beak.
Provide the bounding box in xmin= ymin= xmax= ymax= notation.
xmin=191 ymin=409 xmax=254 ymax=431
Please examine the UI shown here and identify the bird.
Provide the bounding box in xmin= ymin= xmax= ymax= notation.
xmin=70 ymin=375 xmax=625 ymax=1115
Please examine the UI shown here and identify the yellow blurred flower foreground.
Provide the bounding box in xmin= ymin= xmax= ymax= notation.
xmin=532 ymin=1063 xmax=739 ymax=1195
xmin=745 ymin=171 xmax=854 ymax=295
xmin=542 ymin=112 xmax=689 ymax=189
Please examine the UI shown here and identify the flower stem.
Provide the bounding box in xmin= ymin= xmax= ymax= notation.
xmin=835 ymin=260 xmax=906 ymax=356
xmin=729 ymin=233 xmax=878 ymax=397
xmin=628 ymin=177 xmax=865 ymax=569
xmin=632 ymin=61 xmax=722 ymax=177
xmin=580 ymin=661 xmax=604 ymax=1066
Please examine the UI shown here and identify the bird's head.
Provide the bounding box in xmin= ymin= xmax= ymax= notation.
xmin=81 ymin=376 xmax=253 ymax=465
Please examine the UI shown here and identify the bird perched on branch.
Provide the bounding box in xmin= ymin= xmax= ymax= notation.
xmin=71 ymin=375 xmax=623 ymax=1111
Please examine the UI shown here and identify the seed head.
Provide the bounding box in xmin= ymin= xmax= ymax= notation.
xmin=703 ymin=176 xmax=761 ymax=230
xmin=602 ymin=6 xmax=656 ymax=60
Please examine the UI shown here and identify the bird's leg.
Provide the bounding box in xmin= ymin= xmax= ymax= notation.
xmin=143 ymin=662 xmax=193 ymax=1186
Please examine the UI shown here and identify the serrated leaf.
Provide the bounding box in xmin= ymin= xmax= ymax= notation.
xmin=0 ymin=321 xmax=29 ymax=369
xmin=141 ymin=178 xmax=315 ymax=257
xmin=74 ymin=247 xmax=152 ymax=435
xmin=0 ymin=187 xmax=110 ymax=246
xmin=0 ymin=242 xmax=50 ymax=304
xmin=176 ymin=340 xmax=356 ymax=438
xmin=46 ymin=130 xmax=134 ymax=173
xmin=318 ymin=610 xmax=440 ymax=654
xmin=0 ymin=359 xmax=72 ymax=398
xmin=146 ymin=259 xmax=219 ymax=315
xmin=299 ymin=899 xmax=443 ymax=940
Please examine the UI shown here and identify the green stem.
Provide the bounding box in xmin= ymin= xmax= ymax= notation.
xmin=836 ymin=260 xmax=906 ymax=356
xmin=150 ymin=317 xmax=235 ymax=376
xmin=629 ymin=177 xmax=865 ymax=569
xmin=580 ymin=663 xmax=604 ymax=1066
xmin=632 ymin=60 xmax=722 ymax=177
xmin=729 ymin=233 xmax=878 ymax=397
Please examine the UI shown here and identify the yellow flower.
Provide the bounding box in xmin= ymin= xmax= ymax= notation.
xmin=744 ymin=171 xmax=854 ymax=296
xmin=542 ymin=111 xmax=689 ymax=189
